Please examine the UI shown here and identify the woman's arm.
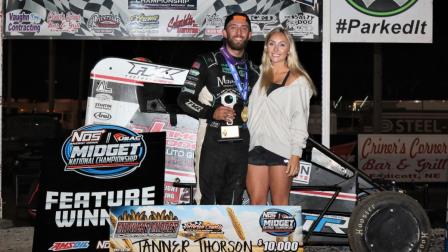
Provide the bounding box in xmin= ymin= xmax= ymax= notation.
xmin=289 ymin=77 xmax=313 ymax=158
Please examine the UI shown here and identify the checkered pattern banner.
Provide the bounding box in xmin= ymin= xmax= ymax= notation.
xmin=3 ymin=0 xmax=321 ymax=41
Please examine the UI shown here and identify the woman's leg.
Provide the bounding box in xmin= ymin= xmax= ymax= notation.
xmin=269 ymin=165 xmax=292 ymax=205
xmin=246 ymin=164 xmax=269 ymax=205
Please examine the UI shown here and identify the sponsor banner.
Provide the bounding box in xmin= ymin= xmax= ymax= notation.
xmin=331 ymin=0 xmax=433 ymax=43
xmin=127 ymin=14 xmax=160 ymax=36
xmin=358 ymin=134 xmax=448 ymax=182
xmin=4 ymin=0 xmax=321 ymax=41
xmin=109 ymin=205 xmax=302 ymax=251
xmin=129 ymin=0 xmax=197 ymax=10
xmin=376 ymin=113 xmax=448 ymax=134
xmin=33 ymin=125 xmax=166 ymax=251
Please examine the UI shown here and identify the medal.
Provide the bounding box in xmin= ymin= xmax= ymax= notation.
xmin=241 ymin=106 xmax=248 ymax=122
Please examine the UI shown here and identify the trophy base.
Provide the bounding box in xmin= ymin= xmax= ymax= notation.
xmin=217 ymin=125 xmax=243 ymax=142
xmin=217 ymin=137 xmax=243 ymax=143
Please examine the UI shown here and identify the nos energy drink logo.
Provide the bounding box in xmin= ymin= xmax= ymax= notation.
xmin=259 ymin=209 xmax=297 ymax=236
xmin=346 ymin=0 xmax=417 ymax=17
xmin=61 ymin=124 xmax=146 ymax=179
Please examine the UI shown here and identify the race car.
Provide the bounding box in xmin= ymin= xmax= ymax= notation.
xmin=85 ymin=57 xmax=431 ymax=251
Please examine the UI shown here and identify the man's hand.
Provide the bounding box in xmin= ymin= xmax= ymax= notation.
xmin=213 ymin=106 xmax=236 ymax=121
xmin=286 ymin=155 xmax=300 ymax=177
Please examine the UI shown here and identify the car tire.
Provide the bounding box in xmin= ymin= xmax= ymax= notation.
xmin=348 ymin=191 xmax=431 ymax=252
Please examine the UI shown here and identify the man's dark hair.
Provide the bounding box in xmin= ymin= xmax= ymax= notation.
xmin=224 ymin=12 xmax=251 ymax=31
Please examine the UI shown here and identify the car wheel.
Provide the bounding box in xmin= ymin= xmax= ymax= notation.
xmin=348 ymin=191 xmax=431 ymax=252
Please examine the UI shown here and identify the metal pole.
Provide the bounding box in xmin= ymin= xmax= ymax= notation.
xmin=322 ymin=0 xmax=331 ymax=147
xmin=0 ymin=0 xmax=4 ymax=219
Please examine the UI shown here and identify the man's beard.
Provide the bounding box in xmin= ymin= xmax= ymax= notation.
xmin=227 ymin=37 xmax=249 ymax=51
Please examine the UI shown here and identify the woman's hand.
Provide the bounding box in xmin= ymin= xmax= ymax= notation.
xmin=286 ymin=155 xmax=300 ymax=177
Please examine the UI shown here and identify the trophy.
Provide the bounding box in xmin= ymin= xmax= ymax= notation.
xmin=218 ymin=92 xmax=241 ymax=142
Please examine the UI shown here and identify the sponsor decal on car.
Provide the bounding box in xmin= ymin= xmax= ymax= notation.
xmin=126 ymin=61 xmax=185 ymax=82
xmin=94 ymin=112 xmax=112 ymax=120
xmin=95 ymin=93 xmax=113 ymax=101
xmin=96 ymin=80 xmax=112 ymax=93
xmin=95 ymin=103 xmax=112 ymax=110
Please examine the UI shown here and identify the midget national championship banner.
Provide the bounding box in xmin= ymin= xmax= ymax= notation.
xmin=109 ymin=205 xmax=303 ymax=252
xmin=85 ymin=58 xmax=198 ymax=204
xmin=33 ymin=124 xmax=166 ymax=251
xmin=4 ymin=0 xmax=321 ymax=41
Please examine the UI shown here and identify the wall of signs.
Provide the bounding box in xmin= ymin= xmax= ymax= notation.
xmin=3 ymin=0 xmax=321 ymax=41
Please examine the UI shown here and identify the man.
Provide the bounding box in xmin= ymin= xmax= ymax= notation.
xmin=177 ymin=12 xmax=260 ymax=205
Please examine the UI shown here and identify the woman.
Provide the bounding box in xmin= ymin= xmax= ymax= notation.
xmin=246 ymin=27 xmax=316 ymax=205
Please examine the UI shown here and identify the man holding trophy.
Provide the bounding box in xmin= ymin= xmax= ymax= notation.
xmin=178 ymin=12 xmax=259 ymax=205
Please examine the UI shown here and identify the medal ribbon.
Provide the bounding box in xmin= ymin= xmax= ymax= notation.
xmin=220 ymin=46 xmax=249 ymax=104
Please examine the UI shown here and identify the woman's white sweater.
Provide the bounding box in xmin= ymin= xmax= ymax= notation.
xmin=247 ymin=75 xmax=313 ymax=159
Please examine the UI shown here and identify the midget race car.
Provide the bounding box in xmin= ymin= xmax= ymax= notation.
xmin=85 ymin=57 xmax=431 ymax=252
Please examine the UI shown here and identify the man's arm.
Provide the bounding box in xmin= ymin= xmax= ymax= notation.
xmin=177 ymin=57 xmax=214 ymax=119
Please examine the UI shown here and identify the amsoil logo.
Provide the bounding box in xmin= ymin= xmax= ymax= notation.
xmin=49 ymin=241 xmax=89 ymax=251
xmin=346 ymin=0 xmax=417 ymax=17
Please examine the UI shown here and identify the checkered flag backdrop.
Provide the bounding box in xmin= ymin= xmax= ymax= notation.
xmin=4 ymin=0 xmax=320 ymax=41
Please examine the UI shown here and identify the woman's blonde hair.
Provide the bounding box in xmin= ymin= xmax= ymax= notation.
xmin=260 ymin=27 xmax=317 ymax=95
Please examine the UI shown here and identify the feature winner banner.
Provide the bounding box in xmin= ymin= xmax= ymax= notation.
xmin=33 ymin=124 xmax=166 ymax=252
xmin=358 ymin=134 xmax=448 ymax=182
xmin=109 ymin=205 xmax=303 ymax=252
xmin=4 ymin=0 xmax=321 ymax=41
xmin=331 ymin=0 xmax=432 ymax=43
xmin=85 ymin=58 xmax=198 ymax=204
